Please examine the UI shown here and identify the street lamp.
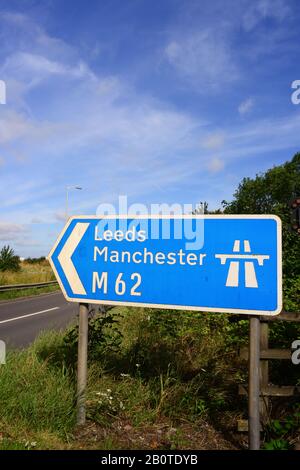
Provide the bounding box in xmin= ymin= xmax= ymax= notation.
xmin=65 ymin=186 xmax=82 ymax=221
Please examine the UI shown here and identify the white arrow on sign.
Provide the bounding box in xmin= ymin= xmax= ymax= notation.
xmin=57 ymin=222 xmax=90 ymax=295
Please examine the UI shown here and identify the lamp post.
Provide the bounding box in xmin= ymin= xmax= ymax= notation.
xmin=65 ymin=186 xmax=82 ymax=221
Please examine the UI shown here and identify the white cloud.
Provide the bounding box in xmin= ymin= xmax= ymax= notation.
xmin=164 ymin=29 xmax=239 ymax=89
xmin=31 ymin=217 xmax=43 ymax=224
xmin=238 ymin=98 xmax=254 ymax=115
xmin=209 ymin=113 xmax=300 ymax=162
xmin=0 ymin=11 xmax=74 ymax=60
xmin=242 ymin=0 xmax=291 ymax=32
xmin=0 ymin=109 xmax=75 ymax=150
xmin=15 ymin=238 xmax=41 ymax=247
xmin=202 ymin=132 xmax=225 ymax=150
xmin=207 ymin=157 xmax=225 ymax=173
xmin=0 ymin=222 xmax=27 ymax=241
xmin=2 ymin=52 xmax=96 ymax=84
xmin=162 ymin=0 xmax=294 ymax=93
xmin=54 ymin=212 xmax=67 ymax=222
xmin=0 ymin=110 xmax=33 ymax=144
xmin=0 ymin=7 xmax=299 ymax=235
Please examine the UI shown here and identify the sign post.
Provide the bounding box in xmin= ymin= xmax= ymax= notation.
xmin=48 ymin=214 xmax=282 ymax=442
xmin=76 ymin=303 xmax=89 ymax=425
xmin=248 ymin=316 xmax=261 ymax=449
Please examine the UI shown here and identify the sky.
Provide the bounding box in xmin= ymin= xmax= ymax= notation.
xmin=0 ymin=0 xmax=300 ymax=257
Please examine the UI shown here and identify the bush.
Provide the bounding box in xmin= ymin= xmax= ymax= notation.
xmin=62 ymin=311 xmax=123 ymax=367
xmin=0 ymin=245 xmax=20 ymax=272
xmin=35 ymin=310 xmax=123 ymax=371
xmin=115 ymin=309 xmax=246 ymax=421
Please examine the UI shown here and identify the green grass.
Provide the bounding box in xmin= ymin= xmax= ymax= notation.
xmin=0 ymin=309 xmax=245 ymax=450
xmin=0 ymin=284 xmax=60 ymax=301
xmin=0 ymin=307 xmax=296 ymax=450
xmin=0 ymin=439 xmax=28 ymax=450
xmin=0 ymin=342 xmax=76 ymax=449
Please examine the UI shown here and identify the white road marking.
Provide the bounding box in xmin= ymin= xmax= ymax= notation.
xmin=244 ymin=240 xmax=251 ymax=253
xmin=0 ymin=307 xmax=60 ymax=325
xmin=226 ymin=261 xmax=239 ymax=287
xmin=245 ymin=261 xmax=258 ymax=288
xmin=233 ymin=240 xmax=240 ymax=252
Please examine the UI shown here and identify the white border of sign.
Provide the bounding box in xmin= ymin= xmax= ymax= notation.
xmin=48 ymin=214 xmax=282 ymax=316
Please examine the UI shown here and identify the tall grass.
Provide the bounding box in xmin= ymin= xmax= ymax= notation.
xmin=0 ymin=260 xmax=55 ymax=285
xmin=0 ymin=309 xmax=247 ymax=449
xmin=0 ymin=343 xmax=76 ymax=441
xmin=0 ymin=306 xmax=297 ymax=449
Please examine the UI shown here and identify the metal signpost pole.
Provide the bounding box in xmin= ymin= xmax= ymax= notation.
xmin=76 ymin=303 xmax=89 ymax=426
xmin=248 ymin=315 xmax=261 ymax=450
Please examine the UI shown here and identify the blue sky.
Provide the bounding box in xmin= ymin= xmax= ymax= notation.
xmin=0 ymin=0 xmax=300 ymax=257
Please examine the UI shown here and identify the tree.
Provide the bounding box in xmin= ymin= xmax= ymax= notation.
xmin=0 ymin=245 xmax=21 ymax=272
xmin=222 ymin=152 xmax=300 ymax=310
xmin=193 ymin=201 xmax=209 ymax=214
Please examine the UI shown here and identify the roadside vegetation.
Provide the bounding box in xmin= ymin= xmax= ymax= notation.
xmin=0 ymin=257 xmax=55 ymax=285
xmin=0 ymin=153 xmax=299 ymax=450
xmin=0 ymin=246 xmax=20 ymax=273
xmin=0 ymin=284 xmax=59 ymax=302
xmin=0 ymin=305 xmax=299 ymax=450
xmin=0 ymin=255 xmax=58 ymax=301
xmin=0 ymin=307 xmax=245 ymax=450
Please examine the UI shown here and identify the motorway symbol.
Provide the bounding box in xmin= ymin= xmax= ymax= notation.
xmin=48 ymin=215 xmax=282 ymax=316
xmin=215 ymin=240 xmax=270 ymax=288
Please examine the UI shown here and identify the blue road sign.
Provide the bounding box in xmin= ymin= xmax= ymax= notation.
xmin=48 ymin=215 xmax=282 ymax=316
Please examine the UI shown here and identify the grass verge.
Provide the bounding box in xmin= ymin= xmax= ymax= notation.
xmin=0 ymin=343 xmax=76 ymax=450
xmin=0 ymin=260 xmax=59 ymax=300
xmin=1 ymin=307 xmax=298 ymax=450
xmin=0 ymin=284 xmax=60 ymax=301
xmin=0 ymin=308 xmax=246 ymax=450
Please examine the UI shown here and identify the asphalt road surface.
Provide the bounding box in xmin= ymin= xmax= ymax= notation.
xmin=0 ymin=292 xmax=78 ymax=349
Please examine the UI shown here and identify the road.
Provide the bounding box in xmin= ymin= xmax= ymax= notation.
xmin=0 ymin=292 xmax=78 ymax=349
